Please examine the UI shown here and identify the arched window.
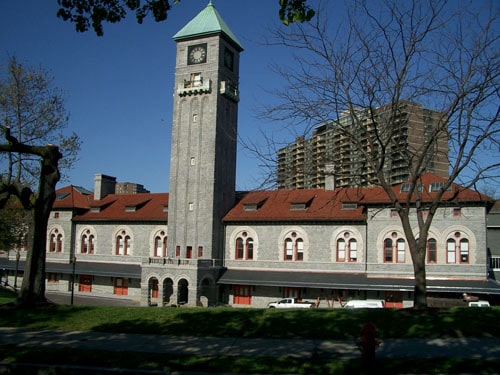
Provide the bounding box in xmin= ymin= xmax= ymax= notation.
xmin=154 ymin=236 xmax=162 ymax=257
xmin=116 ymin=231 xmax=131 ymax=256
xmin=50 ymin=233 xmax=56 ymax=252
xmin=460 ymin=238 xmax=469 ymax=263
xmin=296 ymin=238 xmax=304 ymax=261
xmin=337 ymin=239 xmax=346 ymax=262
xmin=446 ymin=232 xmax=471 ymax=264
xmin=283 ymin=232 xmax=305 ymax=261
xmin=124 ymin=235 xmax=131 ymax=255
xmin=336 ymin=233 xmax=358 ymax=263
xmin=427 ymin=238 xmax=437 ymax=263
xmin=57 ymin=234 xmax=63 ymax=252
xmin=235 ymin=237 xmax=244 ymax=259
xmin=153 ymin=231 xmax=167 ymax=257
xmin=154 ymin=236 xmax=167 ymax=257
xmin=80 ymin=229 xmax=95 ymax=254
xmin=284 ymin=238 xmax=293 ymax=261
xmin=383 ymin=233 xmax=407 ymax=264
xmin=384 ymin=238 xmax=393 ymax=263
xmin=447 ymin=238 xmax=456 ymax=263
xmin=397 ymin=239 xmax=406 ymax=263
xmin=246 ymin=238 xmax=254 ymax=260
xmin=116 ymin=236 xmax=123 ymax=255
xmin=50 ymin=230 xmax=63 ymax=253
xmin=349 ymin=239 xmax=357 ymax=262
xmin=235 ymin=232 xmax=254 ymax=260
xmin=81 ymin=233 xmax=95 ymax=254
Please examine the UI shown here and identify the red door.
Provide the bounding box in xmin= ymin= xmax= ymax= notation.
xmin=233 ymin=285 xmax=251 ymax=305
xmin=385 ymin=292 xmax=403 ymax=308
xmin=151 ymin=279 xmax=159 ymax=298
xmin=79 ymin=275 xmax=92 ymax=293
xmin=114 ymin=278 xmax=128 ymax=296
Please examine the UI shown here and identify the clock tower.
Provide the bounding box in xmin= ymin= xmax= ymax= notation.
xmin=161 ymin=2 xmax=243 ymax=305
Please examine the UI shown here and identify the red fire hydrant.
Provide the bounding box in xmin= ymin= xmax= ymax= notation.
xmin=357 ymin=322 xmax=381 ymax=365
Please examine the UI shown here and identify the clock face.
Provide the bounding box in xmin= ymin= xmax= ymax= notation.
xmin=224 ymin=48 xmax=234 ymax=70
xmin=188 ymin=44 xmax=207 ymax=65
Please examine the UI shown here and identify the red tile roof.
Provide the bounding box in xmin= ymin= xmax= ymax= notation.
xmin=52 ymin=186 xmax=168 ymax=222
xmin=53 ymin=174 xmax=491 ymax=224
xmin=53 ymin=186 xmax=92 ymax=209
xmin=76 ymin=193 xmax=169 ymax=222
xmin=224 ymin=189 xmax=366 ymax=222
xmin=224 ymin=174 xmax=492 ymax=223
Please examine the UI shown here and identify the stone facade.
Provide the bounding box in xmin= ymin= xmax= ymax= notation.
xmin=1 ymin=3 xmax=498 ymax=308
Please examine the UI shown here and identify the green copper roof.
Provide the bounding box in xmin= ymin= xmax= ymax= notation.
xmin=173 ymin=1 xmax=243 ymax=51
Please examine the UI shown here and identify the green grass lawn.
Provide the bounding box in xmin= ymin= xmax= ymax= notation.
xmin=1 ymin=287 xmax=499 ymax=374
xmin=1 ymin=299 xmax=499 ymax=340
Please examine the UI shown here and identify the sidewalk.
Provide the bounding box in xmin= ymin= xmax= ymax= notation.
xmin=1 ymin=327 xmax=500 ymax=360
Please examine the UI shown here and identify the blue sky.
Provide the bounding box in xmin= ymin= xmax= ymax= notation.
xmin=2 ymin=1 xmax=498 ymax=196
xmin=0 ymin=0 xmax=294 ymax=193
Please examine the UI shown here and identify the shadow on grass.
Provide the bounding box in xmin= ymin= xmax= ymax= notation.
xmin=1 ymin=288 xmax=499 ymax=340
xmin=0 ymin=302 xmax=94 ymax=331
xmin=89 ymin=306 xmax=500 ymax=340
xmin=1 ymin=344 xmax=500 ymax=375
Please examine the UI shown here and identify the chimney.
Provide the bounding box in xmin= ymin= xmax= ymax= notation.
xmin=94 ymin=174 xmax=116 ymax=200
xmin=324 ymin=164 xmax=336 ymax=191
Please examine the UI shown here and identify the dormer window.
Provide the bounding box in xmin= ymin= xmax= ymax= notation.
xmin=429 ymin=181 xmax=452 ymax=192
xmin=290 ymin=203 xmax=308 ymax=211
xmin=400 ymin=183 xmax=424 ymax=193
xmin=243 ymin=198 xmax=267 ymax=212
xmin=288 ymin=193 xmax=314 ymax=211
xmin=290 ymin=197 xmax=313 ymax=211
xmin=342 ymin=203 xmax=358 ymax=210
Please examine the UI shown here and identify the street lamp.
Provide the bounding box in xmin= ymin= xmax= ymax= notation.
xmin=14 ymin=251 xmax=20 ymax=289
xmin=70 ymin=254 xmax=76 ymax=305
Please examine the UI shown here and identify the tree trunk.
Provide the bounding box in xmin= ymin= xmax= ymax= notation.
xmin=17 ymin=146 xmax=61 ymax=306
xmin=410 ymin=241 xmax=428 ymax=309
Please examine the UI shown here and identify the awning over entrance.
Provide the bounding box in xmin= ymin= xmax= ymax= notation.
xmin=217 ymin=269 xmax=500 ymax=295
xmin=51 ymin=261 xmax=141 ymax=278
xmin=0 ymin=259 xmax=141 ymax=279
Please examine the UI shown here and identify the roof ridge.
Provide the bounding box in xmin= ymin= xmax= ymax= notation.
xmin=173 ymin=2 xmax=243 ymax=50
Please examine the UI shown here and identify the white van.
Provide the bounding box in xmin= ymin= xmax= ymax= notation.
xmin=468 ymin=300 xmax=490 ymax=307
xmin=343 ymin=300 xmax=385 ymax=308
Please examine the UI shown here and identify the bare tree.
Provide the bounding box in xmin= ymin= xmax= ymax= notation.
xmin=0 ymin=57 xmax=79 ymax=306
xmin=0 ymin=57 xmax=80 ymax=187
xmin=260 ymin=0 xmax=500 ymax=308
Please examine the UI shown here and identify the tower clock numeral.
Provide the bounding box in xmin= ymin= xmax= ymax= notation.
xmin=188 ymin=43 xmax=207 ymax=65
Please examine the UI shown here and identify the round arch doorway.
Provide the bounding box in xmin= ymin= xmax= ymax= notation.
xmin=177 ymin=278 xmax=189 ymax=306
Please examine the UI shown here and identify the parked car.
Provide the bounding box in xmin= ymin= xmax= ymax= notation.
xmin=267 ymin=297 xmax=315 ymax=308
xmin=468 ymin=300 xmax=490 ymax=307
xmin=342 ymin=300 xmax=385 ymax=308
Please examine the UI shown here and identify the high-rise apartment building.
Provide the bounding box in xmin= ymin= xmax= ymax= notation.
xmin=115 ymin=182 xmax=150 ymax=194
xmin=277 ymin=101 xmax=449 ymax=189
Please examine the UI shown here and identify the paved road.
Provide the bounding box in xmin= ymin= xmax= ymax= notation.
xmin=46 ymin=292 xmax=140 ymax=307
xmin=1 ymin=327 xmax=500 ymax=361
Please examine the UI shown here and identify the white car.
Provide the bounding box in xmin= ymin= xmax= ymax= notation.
xmin=468 ymin=300 xmax=490 ymax=307
xmin=343 ymin=300 xmax=385 ymax=308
